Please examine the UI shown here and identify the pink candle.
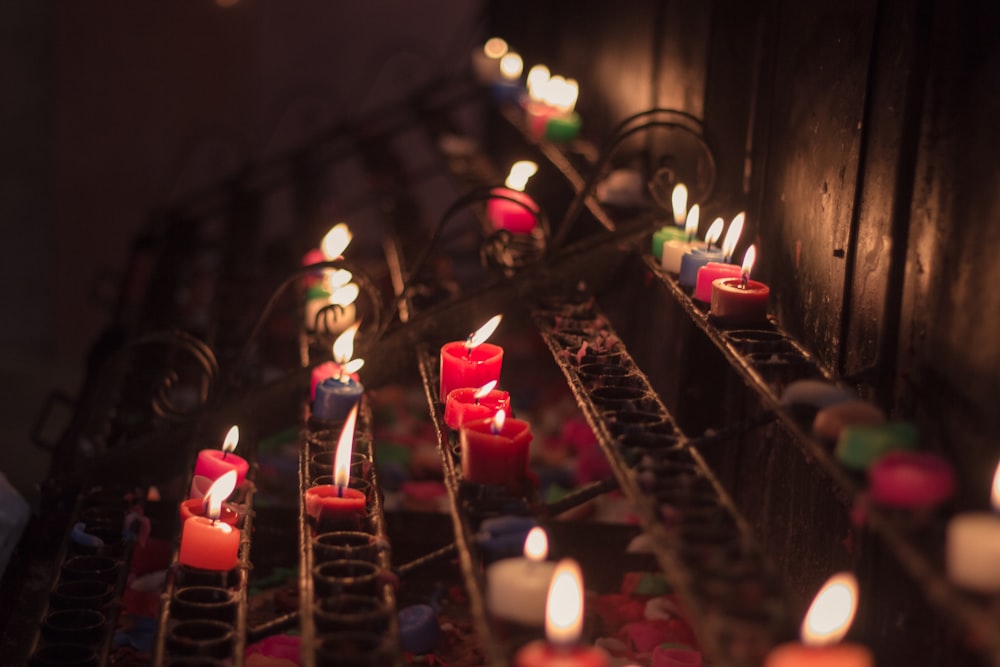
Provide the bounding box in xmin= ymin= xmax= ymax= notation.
xmin=439 ymin=315 xmax=504 ymax=402
xmin=488 ymin=188 xmax=539 ymax=233
xmin=444 ymin=382 xmax=512 ymax=430
xmin=304 ymin=405 xmax=368 ymax=525
xmin=868 ymin=452 xmax=955 ymax=509
xmin=191 ymin=425 xmax=249 ymax=498
xmin=694 ymin=262 xmax=740 ymax=302
xmin=460 ymin=411 xmax=532 ymax=490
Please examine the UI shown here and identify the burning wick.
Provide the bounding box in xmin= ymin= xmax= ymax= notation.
xmin=722 ymin=212 xmax=745 ymax=264
xmin=465 ymin=314 xmax=503 ymax=358
xmin=705 ymin=217 xmax=724 ymax=251
xmin=474 ymin=381 xmax=498 ymax=406
xmin=490 ymin=409 xmax=507 ymax=435
xmin=332 ymin=323 xmax=363 ymax=383
xmin=741 ymin=245 xmax=757 ymax=290
xmin=685 ymin=203 xmax=700 ymax=242
xmin=221 ymin=425 xmax=239 ymax=461
xmin=202 ymin=470 xmax=237 ymax=523
xmin=334 ymin=404 xmax=360 ymax=498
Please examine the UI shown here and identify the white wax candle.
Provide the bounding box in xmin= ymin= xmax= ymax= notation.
xmin=486 ymin=557 xmax=557 ymax=625
xmin=661 ymin=240 xmax=694 ymax=273
xmin=948 ymin=513 xmax=1000 ymax=591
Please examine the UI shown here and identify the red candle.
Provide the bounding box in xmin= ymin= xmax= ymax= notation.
xmin=178 ymin=469 xmax=242 ymax=571
xmin=515 ymin=559 xmax=608 ymax=667
xmin=191 ymin=425 xmax=249 ymax=499
xmin=488 ymin=161 xmax=539 ymax=234
xmin=444 ymin=381 xmax=512 ymax=430
xmin=694 ymin=262 xmax=740 ymax=302
xmin=709 ymin=245 xmax=770 ymax=325
xmin=439 ymin=315 xmax=504 ymax=402
xmin=180 ymin=471 xmax=239 ymax=526
xmin=460 ymin=411 xmax=532 ymax=490
xmin=764 ymin=573 xmax=873 ymax=667
xmin=304 ymin=405 xmax=368 ymax=524
xmin=868 ymin=451 xmax=955 ymax=509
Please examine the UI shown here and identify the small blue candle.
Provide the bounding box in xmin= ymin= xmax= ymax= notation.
xmin=313 ymin=377 xmax=363 ymax=422
xmin=398 ymin=604 xmax=440 ymax=655
xmin=679 ymin=247 xmax=725 ymax=287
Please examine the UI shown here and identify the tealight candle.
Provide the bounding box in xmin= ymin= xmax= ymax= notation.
xmin=460 ymin=411 xmax=532 ymax=490
xmin=487 ymin=527 xmax=557 ymax=626
xmin=439 ymin=315 xmax=504 ymax=402
xmin=179 ymin=470 xmax=242 ymax=571
xmin=947 ymin=460 xmax=1000 ymax=591
xmin=661 ymin=201 xmax=701 ymax=273
xmin=179 ymin=471 xmax=239 ymax=526
xmin=191 ymin=425 xmax=249 ymax=499
xmin=652 ymin=226 xmax=687 ymax=261
xmin=514 ymin=559 xmax=608 ymax=667
xmin=709 ymin=245 xmax=770 ymax=324
xmin=305 ymin=406 xmax=368 ymax=526
xmin=692 ymin=213 xmax=745 ymax=300
xmin=677 ymin=215 xmax=725 ymax=286
xmin=311 ymin=324 xmax=364 ymax=399
xmin=443 ymin=381 xmax=512 ymax=430
xmin=525 ymin=73 xmax=582 ymax=142
xmin=491 ymin=51 xmax=525 ymax=104
xmin=488 ymin=162 xmax=540 ymax=234
xmin=764 ymin=572 xmax=873 ymax=667
xmin=868 ymin=451 xmax=955 ymax=509
xmin=313 ymin=323 xmax=365 ymax=422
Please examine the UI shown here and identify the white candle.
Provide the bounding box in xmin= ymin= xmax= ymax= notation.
xmin=486 ymin=527 xmax=556 ymax=626
xmin=947 ymin=460 xmax=1000 ymax=591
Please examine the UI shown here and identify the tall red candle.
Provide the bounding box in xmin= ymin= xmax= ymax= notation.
xmin=444 ymin=382 xmax=512 ymax=430
xmin=439 ymin=315 xmax=504 ymax=402
xmin=460 ymin=412 xmax=532 ymax=490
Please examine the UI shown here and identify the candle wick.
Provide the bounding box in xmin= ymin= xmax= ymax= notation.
xmin=337 ymin=485 xmax=344 ymax=499
xmin=222 ymin=450 xmax=228 ymax=460
xmin=741 ymin=273 xmax=749 ymax=289
xmin=474 ymin=397 xmax=480 ymax=406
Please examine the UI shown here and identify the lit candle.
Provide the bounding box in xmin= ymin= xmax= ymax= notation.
xmin=692 ymin=212 xmax=745 ymax=301
xmin=179 ymin=470 xmax=239 ymax=526
xmin=191 ymin=425 xmax=249 ymax=499
xmin=525 ymin=72 xmax=582 ymax=142
xmin=650 ymin=184 xmax=689 ymax=260
xmin=313 ymin=323 xmax=365 ymax=423
xmin=472 ymin=37 xmax=509 ymax=84
xmin=488 ymin=162 xmax=540 ymax=234
xmin=492 ymin=51 xmax=525 ymax=104
xmin=678 ymin=216 xmax=725 ymax=286
xmin=487 ymin=527 xmax=558 ymax=626
xmin=311 ymin=323 xmax=363 ymax=399
xmin=514 ymin=559 xmax=609 ymax=667
xmin=947 ymin=460 xmax=1000 ymax=591
xmin=661 ymin=203 xmax=702 ymax=273
xmin=709 ymin=245 xmax=770 ymax=324
xmin=443 ymin=381 xmax=512 ymax=430
xmin=764 ymin=572 xmax=873 ymax=667
xmin=305 ymin=278 xmax=358 ymax=334
xmin=868 ymin=451 xmax=955 ymax=509
xmin=305 ymin=405 xmax=368 ymax=526
xmin=179 ymin=470 xmax=242 ymax=571
xmin=301 ymin=222 xmax=353 ymax=284
xmin=439 ymin=314 xmax=504 ymax=402
xmin=460 ymin=410 xmax=532 ymax=491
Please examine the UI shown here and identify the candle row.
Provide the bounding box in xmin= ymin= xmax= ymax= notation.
xmin=301 ymin=222 xmax=360 ymax=334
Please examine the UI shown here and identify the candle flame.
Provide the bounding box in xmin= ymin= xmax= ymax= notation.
xmin=705 ymin=217 xmax=725 ymax=246
xmin=343 ymin=358 xmax=365 ymax=375
xmin=467 ymin=314 xmax=502 ymax=349
xmin=545 ymin=559 xmax=584 ymax=646
xmin=505 ymin=161 xmax=538 ymax=192
xmin=991 ymin=460 xmax=1000 ymax=511
xmin=330 ymin=283 xmax=360 ymax=307
xmin=499 ymin=52 xmax=523 ymax=80
xmin=332 ymin=322 xmax=361 ymax=364
xmin=684 ymin=204 xmax=701 ymax=238
xmin=323 ymin=268 xmax=353 ymax=292
xmin=542 ymin=75 xmax=578 ymax=113
xmin=722 ymin=212 xmax=745 ymax=260
xmin=222 ymin=425 xmax=239 ymax=454
xmin=320 ymin=223 xmax=352 ymax=260
xmin=526 ymin=64 xmax=550 ymax=102
xmin=474 ymin=380 xmax=498 ymax=399
xmin=334 ymin=404 xmax=359 ymax=489
xmin=524 ymin=527 xmax=548 ymax=562
xmin=483 ymin=37 xmax=508 ymax=60
xmin=742 ymin=245 xmax=757 ymax=280
xmin=671 ymin=183 xmax=688 ymax=226
xmin=491 ymin=409 xmax=507 ymax=434
xmin=801 ymin=572 xmax=859 ymax=646
xmin=203 ymin=470 xmax=237 ymax=520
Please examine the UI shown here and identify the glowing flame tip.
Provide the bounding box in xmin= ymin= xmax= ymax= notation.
xmin=204 ymin=470 xmax=237 ymax=520
xmin=483 ymin=37 xmax=508 ymax=60
xmin=332 ymin=322 xmax=361 ymax=364
xmin=222 ymin=425 xmax=240 ymax=454
xmin=474 ymin=381 xmax=498 ymax=399
xmin=545 ymin=559 xmax=584 ymax=646
xmin=320 ymin=223 xmax=352 ymax=260
xmin=991 ymin=460 xmax=1000 ymax=510
xmin=467 ymin=315 xmax=502 ymax=349
xmin=742 ymin=245 xmax=757 ymax=279
xmin=684 ymin=204 xmax=701 ymax=238
xmin=801 ymin=572 xmax=859 ymax=646
xmin=722 ymin=213 xmax=745 ymax=259
xmin=671 ymin=184 xmax=688 ymax=226
xmin=499 ymin=52 xmax=523 ymax=80
xmin=505 ymin=161 xmax=538 ymax=192
xmin=524 ymin=527 xmax=548 ymax=562
xmin=705 ymin=217 xmax=725 ymax=246
xmin=334 ymin=405 xmax=359 ymax=489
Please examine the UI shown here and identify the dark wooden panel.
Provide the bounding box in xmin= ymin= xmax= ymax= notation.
xmin=753 ymin=0 xmax=877 ymax=369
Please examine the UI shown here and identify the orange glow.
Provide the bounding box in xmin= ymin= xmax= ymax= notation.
xmin=526 ymin=65 xmax=550 ymax=102
xmin=491 ymin=409 xmax=507 ymax=433
xmin=334 ymin=405 xmax=359 ymax=489
xmin=524 ymin=527 xmax=548 ymax=562
xmin=705 ymin=217 xmax=725 ymax=246
xmin=991 ymin=460 xmax=1000 ymax=511
xmin=323 ymin=269 xmax=353 ymax=292
xmin=801 ymin=572 xmax=859 ymax=646
xmin=320 ymin=223 xmax=352 ymax=260
xmin=671 ymin=184 xmax=688 ymax=226
xmin=741 ymin=245 xmax=757 ymax=279
xmin=722 ymin=213 xmax=745 ymax=260
xmin=499 ymin=52 xmax=524 ymax=80
xmin=204 ymin=470 xmax=237 ymax=520
xmin=330 ymin=283 xmax=360 ymax=307
xmin=505 ymin=161 xmax=538 ymax=192
xmin=483 ymin=38 xmax=508 ymax=60
xmin=332 ymin=323 xmax=361 ymax=364
xmin=545 ymin=559 xmax=584 ymax=646
xmin=467 ymin=315 xmax=502 ymax=349
xmin=222 ymin=425 xmax=240 ymax=454
xmin=541 ymin=76 xmax=578 ymax=113
xmin=474 ymin=380 xmax=498 ymax=399
xmin=343 ymin=358 xmax=365 ymax=375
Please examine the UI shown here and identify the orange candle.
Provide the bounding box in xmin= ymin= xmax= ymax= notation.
xmin=179 ymin=470 xmax=241 ymax=571
xmin=179 ymin=471 xmax=239 ymax=526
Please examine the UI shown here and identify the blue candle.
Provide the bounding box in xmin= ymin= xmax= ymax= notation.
xmin=678 ymin=247 xmax=725 ymax=287
xmin=398 ymin=604 xmax=440 ymax=655
xmin=313 ymin=377 xmax=363 ymax=422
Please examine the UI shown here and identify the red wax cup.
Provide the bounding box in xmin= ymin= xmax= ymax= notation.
xmin=694 ymin=262 xmax=741 ymax=302
xmin=310 ymin=361 xmax=362 ymax=400
xmin=709 ymin=278 xmax=770 ymax=325
xmin=460 ymin=416 xmax=533 ymax=489
xmin=764 ymin=642 xmax=873 ymax=667
xmin=487 ymin=187 xmax=539 ymax=234
xmin=179 ymin=499 xmax=239 ymax=526
xmin=304 ymin=485 xmax=367 ymax=524
xmin=444 ymin=387 xmax=512 ymax=430
xmin=515 ymin=642 xmax=608 ymax=667
xmin=192 ymin=450 xmax=249 ymax=489
xmin=868 ymin=451 xmax=956 ymax=509
xmin=178 ymin=517 xmax=241 ymax=571
xmin=525 ymin=102 xmax=558 ymax=138
xmin=439 ymin=342 xmax=504 ymax=402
